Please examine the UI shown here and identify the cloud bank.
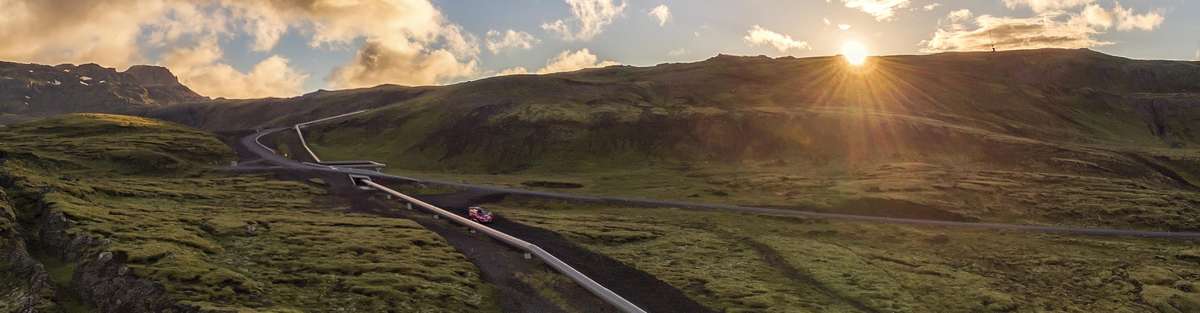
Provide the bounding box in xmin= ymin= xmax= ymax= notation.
xmin=0 ymin=0 xmax=486 ymax=98
xmin=922 ymin=1 xmax=1163 ymax=52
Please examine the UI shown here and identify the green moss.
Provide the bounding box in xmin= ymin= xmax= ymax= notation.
xmin=491 ymin=199 xmax=1200 ymax=313
xmin=0 ymin=114 xmax=497 ymax=312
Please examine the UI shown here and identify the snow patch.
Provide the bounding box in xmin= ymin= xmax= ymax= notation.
xmin=80 ymin=76 xmax=92 ymax=81
xmin=98 ymin=80 xmax=106 ymax=84
xmin=62 ymin=69 xmax=70 ymax=73
xmin=24 ymin=96 xmax=30 ymax=99
xmin=80 ymin=81 xmax=90 ymax=86
xmin=49 ymin=80 xmax=61 ymax=86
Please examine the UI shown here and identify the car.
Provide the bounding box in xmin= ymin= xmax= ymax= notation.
xmin=467 ymin=206 xmax=494 ymax=223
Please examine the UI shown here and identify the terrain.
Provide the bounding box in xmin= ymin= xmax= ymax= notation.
xmin=0 ymin=62 xmax=205 ymax=121
xmin=0 ymin=48 xmax=1198 ymax=312
xmin=288 ymin=49 xmax=1200 ymax=231
xmin=0 ymin=115 xmax=495 ymax=312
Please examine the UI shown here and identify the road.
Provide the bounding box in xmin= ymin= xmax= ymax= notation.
xmin=240 ymin=127 xmax=1200 ymax=240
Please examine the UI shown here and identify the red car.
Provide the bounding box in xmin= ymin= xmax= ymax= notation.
xmin=467 ymin=206 xmax=494 ymax=223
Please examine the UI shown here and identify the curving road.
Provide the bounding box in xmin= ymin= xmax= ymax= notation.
xmin=240 ymin=127 xmax=1200 ymax=240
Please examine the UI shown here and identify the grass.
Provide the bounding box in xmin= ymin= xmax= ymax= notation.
xmin=487 ymin=198 xmax=1200 ymax=313
xmin=298 ymin=50 xmax=1200 ymax=233
xmin=0 ymin=114 xmax=498 ymax=312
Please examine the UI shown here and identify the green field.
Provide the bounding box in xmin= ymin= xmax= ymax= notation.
xmin=303 ymin=49 xmax=1200 ymax=232
xmin=0 ymin=114 xmax=497 ymax=312
xmin=486 ymin=198 xmax=1200 ymax=313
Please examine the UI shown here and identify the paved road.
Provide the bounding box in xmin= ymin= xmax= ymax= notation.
xmin=240 ymin=128 xmax=1200 ymax=240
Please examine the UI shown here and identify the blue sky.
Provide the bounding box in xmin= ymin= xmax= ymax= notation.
xmin=1 ymin=0 xmax=1196 ymax=98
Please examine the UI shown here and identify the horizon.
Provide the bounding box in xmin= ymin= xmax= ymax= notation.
xmin=2 ymin=0 xmax=1197 ymax=99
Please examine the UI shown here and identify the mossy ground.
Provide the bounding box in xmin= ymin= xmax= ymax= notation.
xmin=487 ymin=199 xmax=1200 ymax=313
xmin=0 ymin=114 xmax=497 ymax=312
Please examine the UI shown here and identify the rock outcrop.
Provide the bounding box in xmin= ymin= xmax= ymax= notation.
xmin=0 ymin=62 xmax=207 ymax=118
xmin=0 ymin=182 xmax=198 ymax=313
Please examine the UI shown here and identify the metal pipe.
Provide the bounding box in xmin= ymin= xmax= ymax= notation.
xmin=359 ymin=180 xmax=648 ymax=313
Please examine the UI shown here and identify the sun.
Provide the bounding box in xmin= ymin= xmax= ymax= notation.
xmin=842 ymin=41 xmax=869 ymax=66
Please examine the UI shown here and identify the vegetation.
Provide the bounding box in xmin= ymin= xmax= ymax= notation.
xmin=489 ymin=198 xmax=1200 ymax=313
xmin=0 ymin=114 xmax=496 ymax=312
xmin=301 ymin=49 xmax=1200 ymax=231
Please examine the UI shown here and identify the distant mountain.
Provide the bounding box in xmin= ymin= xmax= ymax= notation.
xmin=0 ymin=62 xmax=206 ymax=120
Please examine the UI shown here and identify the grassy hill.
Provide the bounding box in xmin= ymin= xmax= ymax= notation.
xmin=0 ymin=114 xmax=494 ymax=312
xmin=293 ymin=48 xmax=1200 ymax=230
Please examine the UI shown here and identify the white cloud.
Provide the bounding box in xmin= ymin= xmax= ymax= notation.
xmin=328 ymin=40 xmax=478 ymax=88
xmin=0 ymin=0 xmax=215 ymax=68
xmin=1003 ymin=0 xmax=1094 ymax=13
xmin=0 ymin=0 xmax=486 ymax=97
xmin=495 ymin=48 xmax=619 ymax=76
xmin=947 ymin=9 xmax=973 ymax=23
xmin=923 ymin=3 xmax=941 ymax=11
xmin=162 ymin=37 xmax=307 ymax=99
xmin=744 ymin=25 xmax=811 ymax=53
xmin=1081 ymin=2 xmax=1163 ymax=31
xmin=485 ymin=29 xmax=539 ymax=54
xmin=823 ymin=18 xmax=832 ymax=26
xmin=542 ymin=0 xmax=627 ymax=41
xmin=496 ymin=67 xmax=530 ymax=76
xmin=838 ymin=24 xmax=852 ymax=31
xmin=537 ymin=49 xmax=620 ymax=74
xmin=922 ymin=13 xmax=1103 ymax=52
xmin=648 ymin=4 xmax=671 ymax=27
xmin=667 ymin=48 xmax=688 ymax=57
xmin=923 ymin=1 xmax=1164 ymax=53
xmin=221 ymin=0 xmax=483 ymax=89
xmin=841 ymin=0 xmax=911 ymax=21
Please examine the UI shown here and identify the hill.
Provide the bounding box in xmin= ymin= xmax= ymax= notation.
xmin=0 ymin=62 xmax=206 ymax=121
xmin=283 ymin=48 xmax=1200 ymax=230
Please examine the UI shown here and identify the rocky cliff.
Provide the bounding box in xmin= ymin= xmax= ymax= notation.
xmin=0 ymin=62 xmax=206 ymax=119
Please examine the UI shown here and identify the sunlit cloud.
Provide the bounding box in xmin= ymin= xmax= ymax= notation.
xmin=744 ymin=25 xmax=811 ymax=53
xmin=648 ymin=4 xmax=671 ymax=27
xmin=163 ymin=37 xmax=308 ymax=99
xmin=225 ymin=0 xmax=482 ymax=90
xmin=1081 ymin=2 xmax=1163 ymax=31
xmin=841 ymin=0 xmax=911 ymax=21
xmin=0 ymin=0 xmax=485 ymax=97
xmin=1003 ymin=0 xmax=1094 ymax=13
xmin=497 ymin=48 xmax=619 ymax=76
xmin=0 ymin=0 xmax=182 ymax=68
xmin=542 ymin=0 xmax=627 ymax=41
xmin=538 ymin=48 xmax=620 ymax=73
xmin=922 ymin=13 xmax=1106 ymax=52
xmin=328 ymin=39 xmax=479 ymax=88
xmin=839 ymin=24 xmax=852 ymax=31
xmin=485 ymin=29 xmax=539 ymax=54
xmin=923 ymin=3 xmax=941 ymax=11
xmin=922 ymin=2 xmax=1163 ymax=53
xmin=947 ymin=9 xmax=973 ymax=24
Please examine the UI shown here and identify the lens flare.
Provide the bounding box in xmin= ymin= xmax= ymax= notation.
xmin=842 ymin=41 xmax=869 ymax=66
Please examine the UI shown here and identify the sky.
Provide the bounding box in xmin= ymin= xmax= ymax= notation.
xmin=0 ymin=0 xmax=1196 ymax=99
